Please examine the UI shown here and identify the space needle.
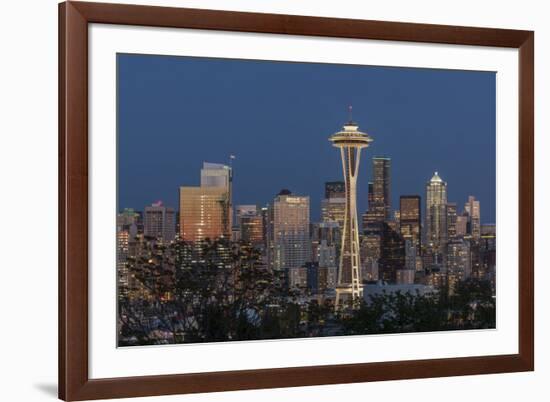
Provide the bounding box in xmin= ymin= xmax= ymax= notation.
xmin=329 ymin=107 xmax=373 ymax=309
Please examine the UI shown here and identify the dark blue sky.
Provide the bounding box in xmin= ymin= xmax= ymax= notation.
xmin=118 ymin=54 xmax=496 ymax=223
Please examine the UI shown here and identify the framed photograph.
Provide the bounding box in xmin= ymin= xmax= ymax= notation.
xmin=59 ymin=1 xmax=534 ymax=400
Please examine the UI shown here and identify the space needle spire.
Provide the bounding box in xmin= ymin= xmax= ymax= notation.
xmin=329 ymin=107 xmax=373 ymax=309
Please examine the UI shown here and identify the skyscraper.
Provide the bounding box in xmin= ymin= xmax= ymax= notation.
xmin=179 ymin=187 xmax=230 ymax=243
xmin=360 ymin=234 xmax=380 ymax=282
xmin=200 ymin=162 xmax=233 ymax=232
xmin=329 ymin=112 xmax=373 ymax=306
xmin=479 ymin=224 xmax=496 ymax=291
xmin=372 ymin=157 xmax=391 ymax=221
xmin=367 ymin=182 xmax=374 ymax=210
xmin=179 ymin=162 xmax=232 ymax=243
xmin=313 ymin=221 xmax=340 ymax=270
xmin=117 ymin=208 xmax=140 ymax=227
xmin=426 ymin=172 xmax=448 ymax=259
xmin=321 ymin=197 xmax=346 ymax=226
xmin=464 ymin=195 xmax=481 ymax=240
xmin=200 ymin=162 xmax=231 ymax=188
xmin=240 ymin=214 xmax=264 ymax=246
xmin=447 ymin=238 xmax=472 ymax=293
xmin=143 ymin=201 xmax=176 ymax=242
xmin=271 ymin=190 xmax=311 ymax=274
xmin=361 ymin=209 xmax=383 ymax=236
xmin=399 ymin=195 xmax=421 ymax=251
xmin=325 ymin=181 xmax=346 ymax=199
xmin=400 ymin=195 xmax=421 ymax=276
xmin=362 ymin=158 xmax=390 ymax=235
xmin=261 ymin=206 xmax=270 ymax=246
xmin=235 ymin=205 xmax=257 ymax=224
xmin=446 ymin=202 xmax=458 ymax=239
xmin=235 ymin=204 xmax=258 ymax=241
xmin=232 ymin=204 xmax=256 ymax=241
xmin=116 ymin=211 xmax=139 ymax=297
xmin=379 ymin=222 xmax=405 ymax=283
xmin=321 ymin=181 xmax=346 ymax=228
xmin=456 ymin=214 xmax=468 ymax=237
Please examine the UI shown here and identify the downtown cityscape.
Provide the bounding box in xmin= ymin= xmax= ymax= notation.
xmin=116 ymin=54 xmax=496 ymax=346
xmin=117 ymin=115 xmax=496 ymax=346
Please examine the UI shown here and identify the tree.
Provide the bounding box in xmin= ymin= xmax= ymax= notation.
xmin=340 ymin=281 xmax=495 ymax=336
xmin=119 ymin=238 xmax=305 ymax=345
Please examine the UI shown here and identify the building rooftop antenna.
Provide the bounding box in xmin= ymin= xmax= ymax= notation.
xmin=229 ymin=154 xmax=235 ymax=179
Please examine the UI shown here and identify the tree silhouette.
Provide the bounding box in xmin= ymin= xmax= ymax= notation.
xmin=341 ymin=280 xmax=495 ymax=336
xmin=119 ymin=238 xmax=306 ymax=345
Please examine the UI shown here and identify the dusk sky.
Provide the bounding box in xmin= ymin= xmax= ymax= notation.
xmin=118 ymin=53 xmax=496 ymax=223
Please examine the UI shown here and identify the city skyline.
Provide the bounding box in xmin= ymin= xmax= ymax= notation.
xmin=118 ymin=162 xmax=491 ymax=230
xmin=116 ymin=54 xmax=497 ymax=344
xmin=118 ymin=54 xmax=496 ymax=223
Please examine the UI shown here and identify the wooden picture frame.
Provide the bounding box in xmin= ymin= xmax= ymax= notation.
xmin=59 ymin=1 xmax=534 ymax=400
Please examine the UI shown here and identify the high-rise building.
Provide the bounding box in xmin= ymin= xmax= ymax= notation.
xmin=179 ymin=162 xmax=232 ymax=243
xmin=479 ymin=225 xmax=496 ymax=292
xmin=310 ymin=223 xmax=321 ymax=265
xmin=394 ymin=210 xmax=401 ymax=223
xmin=231 ymin=226 xmax=241 ymax=242
xmin=425 ymin=172 xmax=448 ymax=259
xmin=361 ymin=159 xmax=389 ymax=235
xmin=362 ymin=210 xmax=383 ymax=236
xmin=329 ymin=113 xmax=373 ymax=306
xmin=234 ymin=204 xmax=258 ymax=241
xmin=318 ymin=266 xmax=338 ymax=292
xmin=117 ymin=208 xmax=140 ymax=227
xmin=396 ymin=267 xmax=415 ymax=285
xmin=179 ymin=187 xmax=231 ymax=243
xmin=446 ymin=202 xmax=458 ymax=239
xmin=399 ymin=195 xmax=421 ymax=251
xmin=312 ymin=221 xmax=341 ymax=270
xmin=305 ymin=262 xmax=338 ymax=294
xmin=143 ymin=201 xmax=176 ymax=242
xmin=116 ymin=227 xmax=131 ymax=296
xmin=325 ymin=181 xmax=346 ymax=199
xmin=360 ymin=234 xmax=380 ymax=282
xmin=240 ymin=214 xmax=264 ymax=246
xmin=318 ymin=241 xmax=337 ymax=270
xmin=116 ymin=207 xmax=143 ymax=298
xmin=464 ymin=195 xmax=481 ymax=240
xmin=201 ymin=162 xmax=231 ymax=188
xmin=200 ymin=162 xmax=232 ymax=231
xmin=367 ymin=182 xmax=374 ymax=210
xmin=321 ymin=197 xmax=346 ymax=226
xmin=372 ymin=157 xmax=391 ymax=221
xmin=379 ymin=222 xmax=405 ymax=283
xmin=116 ymin=213 xmax=139 ymax=297
xmin=305 ymin=262 xmax=321 ymax=294
xmin=264 ymin=204 xmax=275 ymax=270
xmin=399 ymin=195 xmax=421 ymax=277
xmin=271 ymin=190 xmax=311 ymax=274
xmin=404 ymin=239 xmax=422 ymax=271
xmin=456 ymin=214 xmax=468 ymax=237
xmin=235 ymin=205 xmax=257 ymax=224
xmin=289 ymin=266 xmax=308 ymax=289
xmin=261 ymin=206 xmax=270 ymax=246
xmin=447 ymin=238 xmax=472 ymax=293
